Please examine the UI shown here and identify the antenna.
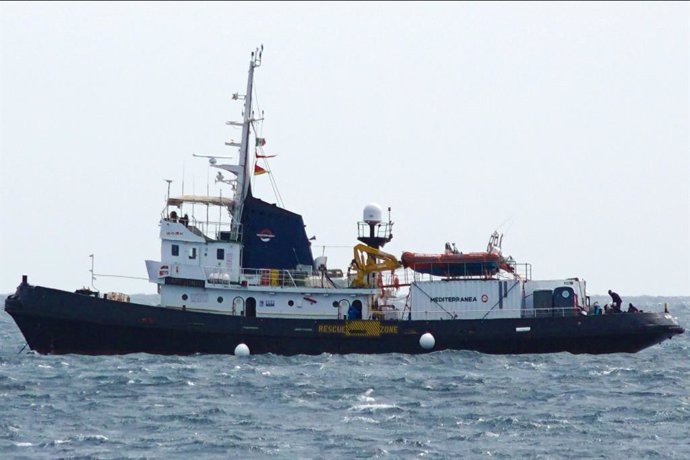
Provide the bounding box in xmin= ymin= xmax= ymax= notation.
xmin=254 ymin=45 xmax=264 ymax=67
xmin=89 ymin=254 xmax=97 ymax=291
xmin=181 ymin=163 xmax=186 ymax=203
xmin=164 ymin=179 xmax=173 ymax=216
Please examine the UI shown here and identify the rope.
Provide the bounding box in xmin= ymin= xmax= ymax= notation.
xmin=248 ymin=107 xmax=285 ymax=209
xmin=93 ymin=273 xmax=149 ymax=281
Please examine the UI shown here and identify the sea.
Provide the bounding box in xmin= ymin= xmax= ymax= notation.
xmin=1 ymin=294 xmax=688 ymax=459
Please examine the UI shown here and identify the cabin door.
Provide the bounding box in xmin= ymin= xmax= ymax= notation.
xmin=245 ymin=297 xmax=257 ymax=318
xmin=553 ymin=287 xmax=576 ymax=316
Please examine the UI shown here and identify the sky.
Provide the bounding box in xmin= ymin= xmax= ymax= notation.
xmin=1 ymin=2 xmax=688 ymax=296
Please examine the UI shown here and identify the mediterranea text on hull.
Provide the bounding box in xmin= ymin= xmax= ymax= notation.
xmin=4 ymin=47 xmax=684 ymax=356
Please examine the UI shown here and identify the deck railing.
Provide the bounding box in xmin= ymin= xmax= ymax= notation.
xmin=204 ymin=267 xmax=328 ymax=289
xmin=203 ymin=266 xmax=533 ymax=291
xmin=409 ymin=306 xmax=585 ymax=320
xmin=162 ymin=214 xmax=242 ymax=242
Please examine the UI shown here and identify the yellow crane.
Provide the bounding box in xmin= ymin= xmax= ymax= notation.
xmin=350 ymin=243 xmax=401 ymax=288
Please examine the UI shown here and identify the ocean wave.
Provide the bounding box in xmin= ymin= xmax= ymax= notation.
xmin=0 ymin=302 xmax=688 ymax=458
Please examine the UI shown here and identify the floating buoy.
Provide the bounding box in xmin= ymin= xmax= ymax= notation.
xmin=419 ymin=333 xmax=435 ymax=350
xmin=234 ymin=343 xmax=250 ymax=356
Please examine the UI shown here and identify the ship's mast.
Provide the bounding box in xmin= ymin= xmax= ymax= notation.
xmin=233 ymin=46 xmax=262 ymax=224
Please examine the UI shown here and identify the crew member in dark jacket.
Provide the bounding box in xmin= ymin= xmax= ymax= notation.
xmin=608 ymin=290 xmax=622 ymax=312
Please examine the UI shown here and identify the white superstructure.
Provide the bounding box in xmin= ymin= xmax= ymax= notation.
xmin=140 ymin=47 xmax=591 ymax=324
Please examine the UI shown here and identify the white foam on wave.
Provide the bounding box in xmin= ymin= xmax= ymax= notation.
xmin=357 ymin=388 xmax=376 ymax=402
xmin=343 ymin=415 xmax=379 ymax=424
xmin=348 ymin=403 xmax=399 ymax=412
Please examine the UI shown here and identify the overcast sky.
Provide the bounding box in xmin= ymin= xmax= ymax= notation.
xmin=1 ymin=3 xmax=688 ymax=296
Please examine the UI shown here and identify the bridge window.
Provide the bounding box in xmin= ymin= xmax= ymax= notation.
xmin=172 ymin=244 xmax=179 ymax=256
xmin=217 ymin=248 xmax=225 ymax=260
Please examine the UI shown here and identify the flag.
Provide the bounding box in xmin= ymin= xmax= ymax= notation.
xmin=254 ymin=164 xmax=268 ymax=175
xmin=256 ymin=153 xmax=277 ymax=158
xmin=255 ymin=137 xmax=266 ymax=147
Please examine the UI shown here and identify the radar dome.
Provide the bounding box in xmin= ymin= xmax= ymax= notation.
xmin=363 ymin=203 xmax=383 ymax=224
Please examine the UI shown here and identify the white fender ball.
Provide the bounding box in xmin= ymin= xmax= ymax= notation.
xmin=234 ymin=343 xmax=250 ymax=357
xmin=419 ymin=333 xmax=435 ymax=350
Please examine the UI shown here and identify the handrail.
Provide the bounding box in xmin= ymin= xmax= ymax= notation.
xmin=411 ymin=306 xmax=587 ymax=319
xmin=203 ymin=266 xmax=365 ymax=290
xmin=406 ymin=262 xmax=532 ymax=281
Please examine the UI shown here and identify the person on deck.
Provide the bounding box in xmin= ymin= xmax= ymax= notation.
xmin=347 ymin=304 xmax=359 ymax=320
xmin=608 ymin=290 xmax=622 ymax=312
xmin=592 ymin=301 xmax=602 ymax=315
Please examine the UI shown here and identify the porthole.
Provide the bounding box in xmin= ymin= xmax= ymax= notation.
xmin=182 ymin=294 xmax=188 ymax=301
xmin=332 ymin=301 xmax=339 ymax=308
xmin=217 ymin=296 xmax=224 ymax=303
xmin=288 ymin=300 xmax=294 ymax=307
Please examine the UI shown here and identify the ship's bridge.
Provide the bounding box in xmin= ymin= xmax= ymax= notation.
xmin=164 ymin=195 xmax=241 ymax=242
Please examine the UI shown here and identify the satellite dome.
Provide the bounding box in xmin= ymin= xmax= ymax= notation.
xmin=363 ymin=203 xmax=383 ymax=224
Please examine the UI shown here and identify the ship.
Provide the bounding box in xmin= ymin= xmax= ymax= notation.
xmin=4 ymin=47 xmax=684 ymax=356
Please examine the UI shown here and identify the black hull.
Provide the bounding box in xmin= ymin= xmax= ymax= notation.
xmin=5 ymin=282 xmax=684 ymax=356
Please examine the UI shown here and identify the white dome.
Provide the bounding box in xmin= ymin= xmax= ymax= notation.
xmin=363 ymin=203 xmax=383 ymax=224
